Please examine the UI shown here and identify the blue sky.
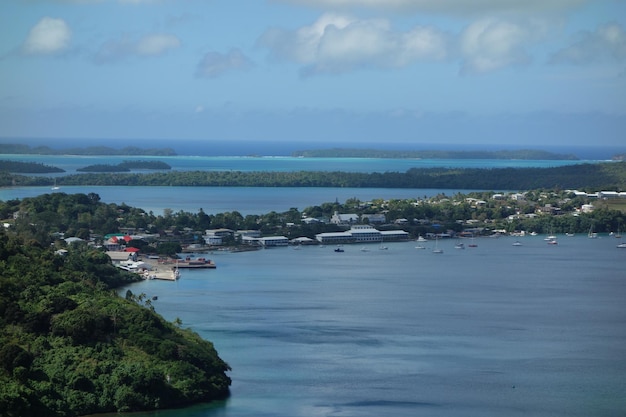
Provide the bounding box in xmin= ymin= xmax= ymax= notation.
xmin=1 ymin=0 xmax=625 ymax=149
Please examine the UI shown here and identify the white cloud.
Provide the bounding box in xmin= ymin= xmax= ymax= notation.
xmin=550 ymin=22 xmax=626 ymax=65
xmin=272 ymin=0 xmax=588 ymax=15
xmin=136 ymin=34 xmax=181 ymax=56
xmin=195 ymin=49 xmax=252 ymax=78
xmin=259 ymin=13 xmax=448 ymax=75
xmin=22 ymin=17 xmax=72 ymax=55
xmin=459 ymin=19 xmax=542 ymax=74
xmin=94 ymin=33 xmax=180 ymax=63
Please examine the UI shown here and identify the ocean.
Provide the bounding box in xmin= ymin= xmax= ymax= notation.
xmin=118 ymin=236 xmax=626 ymax=417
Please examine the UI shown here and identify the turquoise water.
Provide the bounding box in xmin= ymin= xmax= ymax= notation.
xmin=0 ymin=154 xmax=600 ymax=175
xmin=120 ymin=236 xmax=626 ymax=417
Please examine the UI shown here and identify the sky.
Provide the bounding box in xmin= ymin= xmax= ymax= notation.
xmin=1 ymin=0 xmax=625 ymax=150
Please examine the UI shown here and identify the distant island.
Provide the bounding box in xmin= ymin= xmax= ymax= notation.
xmin=77 ymin=160 xmax=172 ymax=172
xmin=0 ymin=160 xmax=65 ymax=173
xmin=0 ymin=144 xmax=177 ymax=156
xmin=292 ymin=148 xmax=579 ymax=160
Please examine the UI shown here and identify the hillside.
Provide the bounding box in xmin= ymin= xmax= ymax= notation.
xmin=0 ymin=195 xmax=231 ymax=416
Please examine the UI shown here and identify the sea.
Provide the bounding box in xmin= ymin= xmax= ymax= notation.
xmin=2 ymin=148 xmax=626 ymax=416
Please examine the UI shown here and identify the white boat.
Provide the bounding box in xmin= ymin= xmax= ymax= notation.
xmin=432 ymin=237 xmax=443 ymax=254
xmin=416 ymin=236 xmax=427 ymax=242
xmin=415 ymin=244 xmax=426 ymax=249
xmin=454 ymin=241 xmax=465 ymax=249
xmin=512 ymin=241 xmax=522 ymax=246
xmin=51 ymin=178 xmax=60 ymax=190
xmin=617 ymin=242 xmax=626 ymax=248
xmin=588 ymin=224 xmax=598 ymax=239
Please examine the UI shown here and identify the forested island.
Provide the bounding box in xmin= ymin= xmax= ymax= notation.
xmin=77 ymin=160 xmax=172 ymax=172
xmin=0 ymin=144 xmax=176 ymax=156
xmin=292 ymin=148 xmax=579 ymax=160
xmin=2 ymin=161 xmax=625 ymax=190
xmin=0 ymin=160 xmax=65 ymax=173
xmin=0 ymin=193 xmax=231 ymax=417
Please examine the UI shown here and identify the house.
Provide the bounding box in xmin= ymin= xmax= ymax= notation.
xmin=330 ymin=211 xmax=359 ymax=225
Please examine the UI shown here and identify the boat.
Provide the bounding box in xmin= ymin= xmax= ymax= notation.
xmin=454 ymin=241 xmax=465 ymax=249
xmin=416 ymin=236 xmax=427 ymax=242
xmin=360 ymin=247 xmax=369 ymax=252
xmin=334 ymin=247 xmax=344 ymax=252
xmin=617 ymin=242 xmax=626 ymax=248
xmin=588 ymin=224 xmax=598 ymax=239
xmin=432 ymin=236 xmax=443 ymax=254
xmin=547 ymin=239 xmax=558 ymax=245
xmin=379 ymin=244 xmax=388 ymax=250
xmin=468 ymin=235 xmax=478 ymax=248
xmin=169 ymin=257 xmax=216 ymax=268
xmin=51 ymin=178 xmax=60 ymax=190
xmin=415 ymin=244 xmax=426 ymax=249
xmin=512 ymin=241 xmax=522 ymax=246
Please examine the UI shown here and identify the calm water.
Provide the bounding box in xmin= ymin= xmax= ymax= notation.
xmin=118 ymin=236 xmax=626 ymax=417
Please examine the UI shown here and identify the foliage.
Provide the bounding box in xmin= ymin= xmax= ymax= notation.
xmin=0 ymin=160 xmax=64 ymax=173
xmin=77 ymin=160 xmax=172 ymax=172
xmin=0 ymin=212 xmax=231 ymax=416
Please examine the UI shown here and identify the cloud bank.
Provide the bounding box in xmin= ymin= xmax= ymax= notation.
xmin=259 ymin=13 xmax=448 ymax=75
xmin=260 ymin=13 xmax=548 ymax=75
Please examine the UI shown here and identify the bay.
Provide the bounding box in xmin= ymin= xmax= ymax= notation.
xmin=119 ymin=235 xmax=626 ymax=417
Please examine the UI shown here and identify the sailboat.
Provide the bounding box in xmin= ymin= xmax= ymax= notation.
xmin=468 ymin=234 xmax=478 ymax=248
xmin=51 ymin=178 xmax=60 ymax=190
xmin=432 ymin=236 xmax=443 ymax=254
xmin=588 ymin=224 xmax=598 ymax=239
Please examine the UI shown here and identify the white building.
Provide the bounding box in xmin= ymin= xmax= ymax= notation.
xmin=349 ymin=225 xmax=382 ymax=242
xmin=330 ymin=211 xmax=359 ymax=225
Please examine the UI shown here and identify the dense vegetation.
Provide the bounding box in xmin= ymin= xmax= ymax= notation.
xmin=77 ymin=160 xmax=172 ymax=172
xmin=292 ymin=148 xmax=579 ymax=160
xmin=0 ymin=194 xmax=231 ymax=417
xmin=3 ymin=161 xmax=624 ymax=190
xmin=0 ymin=144 xmax=176 ymax=156
xmin=0 ymin=160 xmax=64 ymax=174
